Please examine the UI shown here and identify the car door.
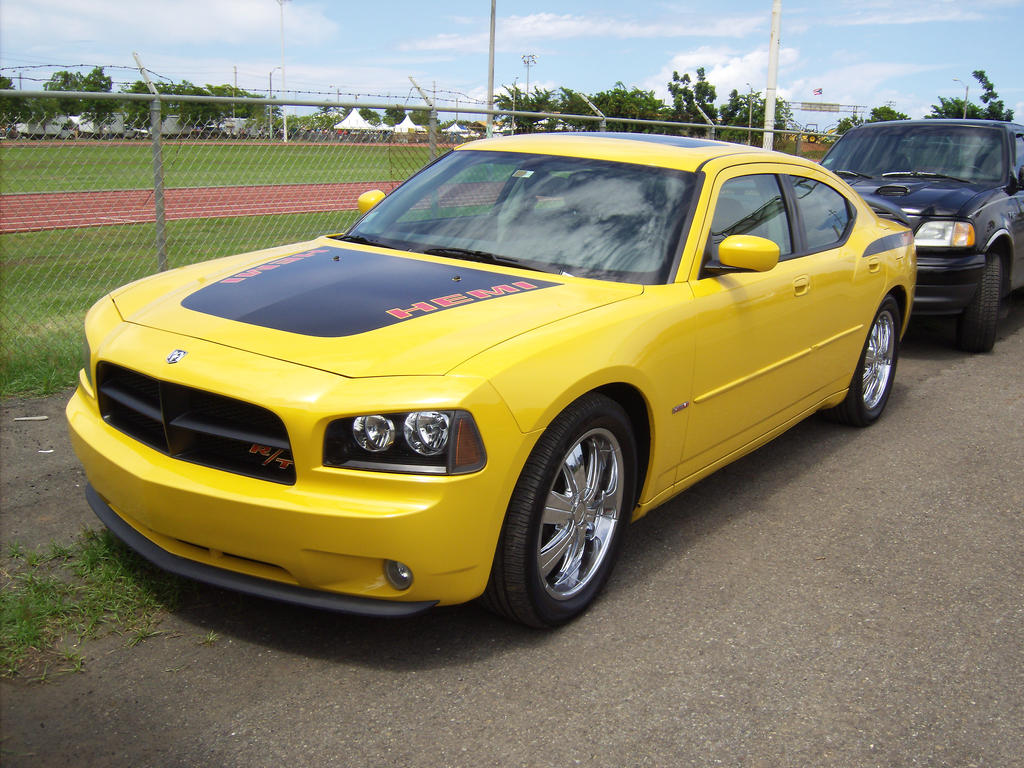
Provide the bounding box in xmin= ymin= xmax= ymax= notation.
xmin=678 ymin=167 xmax=857 ymax=480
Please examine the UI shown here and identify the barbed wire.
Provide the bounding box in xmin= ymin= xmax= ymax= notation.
xmin=1 ymin=62 xmax=494 ymax=108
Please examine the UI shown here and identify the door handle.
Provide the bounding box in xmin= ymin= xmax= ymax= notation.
xmin=793 ymin=275 xmax=810 ymax=296
xmin=867 ymin=256 xmax=881 ymax=273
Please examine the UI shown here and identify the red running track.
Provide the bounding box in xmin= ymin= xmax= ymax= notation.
xmin=0 ymin=182 xmax=401 ymax=234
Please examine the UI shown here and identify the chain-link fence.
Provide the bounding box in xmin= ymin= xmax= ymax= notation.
xmin=0 ymin=90 xmax=827 ymax=396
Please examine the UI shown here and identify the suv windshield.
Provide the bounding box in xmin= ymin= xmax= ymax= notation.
xmin=341 ymin=149 xmax=696 ymax=284
xmin=822 ymin=124 xmax=1006 ymax=185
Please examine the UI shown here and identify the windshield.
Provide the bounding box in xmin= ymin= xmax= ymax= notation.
xmin=822 ymin=124 xmax=1006 ymax=185
xmin=341 ymin=149 xmax=696 ymax=284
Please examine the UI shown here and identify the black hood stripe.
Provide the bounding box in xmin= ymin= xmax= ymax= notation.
xmin=181 ymin=245 xmax=560 ymax=337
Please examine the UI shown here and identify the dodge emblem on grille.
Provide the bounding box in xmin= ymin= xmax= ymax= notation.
xmin=166 ymin=349 xmax=187 ymax=364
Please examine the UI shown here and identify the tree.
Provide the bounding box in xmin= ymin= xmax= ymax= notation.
xmin=972 ymin=69 xmax=1014 ymax=121
xmin=927 ymin=70 xmax=1014 ymax=121
xmin=590 ymin=82 xmax=667 ymax=131
xmin=718 ymin=88 xmax=793 ymax=144
xmin=383 ymin=107 xmax=407 ymax=126
xmin=42 ymin=66 xmax=115 ymax=125
xmin=868 ymin=105 xmax=909 ymax=122
xmin=495 ymin=85 xmax=557 ymax=133
xmin=835 ymin=115 xmax=864 ymax=135
xmin=667 ymin=68 xmax=718 ymax=135
xmin=359 ymin=108 xmax=382 ymax=126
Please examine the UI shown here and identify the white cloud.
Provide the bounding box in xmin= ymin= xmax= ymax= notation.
xmin=1 ymin=0 xmax=338 ymax=50
xmin=403 ymin=12 xmax=764 ymax=53
xmin=643 ymin=45 xmax=800 ymax=104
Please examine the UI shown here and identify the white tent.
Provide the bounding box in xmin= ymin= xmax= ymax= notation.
xmin=333 ymin=111 xmax=377 ymax=131
xmin=393 ymin=115 xmax=426 ymax=133
xmin=443 ymin=123 xmax=469 ymax=136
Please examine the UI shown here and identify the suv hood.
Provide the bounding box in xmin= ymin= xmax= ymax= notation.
xmin=113 ymin=239 xmax=642 ymax=378
xmin=845 ymin=177 xmax=990 ymax=223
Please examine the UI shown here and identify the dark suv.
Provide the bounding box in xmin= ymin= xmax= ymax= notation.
xmin=822 ymin=119 xmax=1024 ymax=351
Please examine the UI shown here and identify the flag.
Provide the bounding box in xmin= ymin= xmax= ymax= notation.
xmin=812 ymin=88 xmax=823 ymax=96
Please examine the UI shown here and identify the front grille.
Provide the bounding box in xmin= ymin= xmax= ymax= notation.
xmin=97 ymin=363 xmax=296 ymax=485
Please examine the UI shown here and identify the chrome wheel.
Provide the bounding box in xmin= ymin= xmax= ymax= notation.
xmin=537 ymin=427 xmax=625 ymax=600
xmin=862 ymin=308 xmax=895 ymax=410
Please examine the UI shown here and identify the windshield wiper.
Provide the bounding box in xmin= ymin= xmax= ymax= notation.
xmin=421 ymin=247 xmax=558 ymax=274
xmin=881 ymin=171 xmax=971 ymax=183
xmin=333 ymin=233 xmax=392 ymax=247
xmin=834 ymin=169 xmax=872 ymax=179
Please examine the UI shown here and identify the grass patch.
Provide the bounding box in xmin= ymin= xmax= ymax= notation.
xmin=1 ymin=528 xmax=192 ymax=680
xmin=0 ymin=210 xmax=360 ymax=397
xmin=0 ymin=141 xmax=436 ymax=193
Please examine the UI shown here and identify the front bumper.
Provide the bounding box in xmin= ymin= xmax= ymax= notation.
xmin=85 ymin=484 xmax=436 ymax=617
xmin=67 ymin=355 xmax=530 ymax=612
xmin=912 ymin=250 xmax=987 ymax=315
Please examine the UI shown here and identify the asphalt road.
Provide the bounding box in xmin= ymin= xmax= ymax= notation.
xmin=2 ymin=297 xmax=1022 ymax=768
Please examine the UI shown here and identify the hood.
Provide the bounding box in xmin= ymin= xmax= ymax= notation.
xmin=115 ymin=239 xmax=642 ymax=378
xmin=845 ymin=177 xmax=991 ymax=225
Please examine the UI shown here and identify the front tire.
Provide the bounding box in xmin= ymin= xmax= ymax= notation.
xmin=482 ymin=393 xmax=637 ymax=628
xmin=956 ymin=251 xmax=1002 ymax=353
xmin=826 ymin=295 xmax=901 ymax=427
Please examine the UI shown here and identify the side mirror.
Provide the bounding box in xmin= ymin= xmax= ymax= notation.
xmin=357 ymin=189 xmax=386 ymax=214
xmin=718 ymin=235 xmax=781 ymax=272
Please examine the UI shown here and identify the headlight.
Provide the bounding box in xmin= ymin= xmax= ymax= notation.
xmin=914 ymin=220 xmax=975 ymax=248
xmin=324 ymin=410 xmax=486 ymax=475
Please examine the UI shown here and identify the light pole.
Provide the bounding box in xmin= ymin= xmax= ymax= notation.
xmin=277 ymin=0 xmax=289 ymax=142
xmin=269 ymin=67 xmax=281 ymax=137
xmin=762 ymin=0 xmax=782 ymax=150
xmin=511 ymin=76 xmax=518 ymax=135
xmin=522 ymin=54 xmax=536 ymax=97
xmin=953 ymin=78 xmax=969 ymax=119
xmin=486 ymin=0 xmax=495 ymax=138
xmin=746 ymin=82 xmax=754 ymax=145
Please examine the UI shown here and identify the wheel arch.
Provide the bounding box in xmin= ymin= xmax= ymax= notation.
xmin=983 ymin=230 xmax=1013 ymax=297
xmin=886 ymin=283 xmax=911 ymax=335
xmin=592 ymin=382 xmax=651 ymax=510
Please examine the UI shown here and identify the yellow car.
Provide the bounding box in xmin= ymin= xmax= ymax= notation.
xmin=67 ymin=133 xmax=915 ymax=627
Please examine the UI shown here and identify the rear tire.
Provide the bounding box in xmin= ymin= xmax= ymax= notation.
xmin=482 ymin=393 xmax=636 ymax=628
xmin=826 ymin=296 xmax=901 ymax=427
xmin=956 ymin=252 xmax=1002 ymax=353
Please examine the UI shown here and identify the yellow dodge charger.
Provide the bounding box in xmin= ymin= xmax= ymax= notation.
xmin=67 ymin=133 xmax=915 ymax=627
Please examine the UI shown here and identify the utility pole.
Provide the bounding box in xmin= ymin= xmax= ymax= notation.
xmin=486 ymin=0 xmax=495 ymax=138
xmin=522 ymin=54 xmax=537 ymax=96
xmin=762 ymin=0 xmax=782 ymax=150
xmin=953 ymin=78 xmax=969 ymax=119
xmin=277 ymin=0 xmax=289 ymax=142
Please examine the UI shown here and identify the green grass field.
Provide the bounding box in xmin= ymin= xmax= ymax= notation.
xmin=1 ymin=210 xmax=359 ymax=396
xmin=0 ymin=138 xmax=431 ymax=397
xmin=0 ymin=140 xmax=437 ymax=193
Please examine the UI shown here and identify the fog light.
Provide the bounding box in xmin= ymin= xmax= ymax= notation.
xmin=385 ymin=560 xmax=414 ymax=590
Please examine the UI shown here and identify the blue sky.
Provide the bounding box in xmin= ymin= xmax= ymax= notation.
xmin=1 ymin=0 xmax=1021 ymax=127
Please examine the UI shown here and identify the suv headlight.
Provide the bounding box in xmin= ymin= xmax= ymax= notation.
xmin=914 ymin=220 xmax=975 ymax=248
xmin=324 ymin=410 xmax=486 ymax=475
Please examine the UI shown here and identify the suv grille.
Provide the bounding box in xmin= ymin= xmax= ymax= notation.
xmin=97 ymin=363 xmax=296 ymax=485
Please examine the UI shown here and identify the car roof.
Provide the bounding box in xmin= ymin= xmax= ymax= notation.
xmin=849 ymin=119 xmax=1024 ymax=132
xmin=455 ymin=131 xmax=792 ymax=173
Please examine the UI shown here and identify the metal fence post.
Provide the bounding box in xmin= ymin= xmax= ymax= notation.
xmin=149 ymin=99 xmax=168 ymax=272
xmin=428 ymin=107 xmax=437 ymax=159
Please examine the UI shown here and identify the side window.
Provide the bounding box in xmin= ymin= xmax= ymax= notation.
xmin=791 ymin=177 xmax=852 ymax=252
xmin=704 ymin=174 xmax=792 ymax=264
xmin=1015 ymin=134 xmax=1024 ymax=175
